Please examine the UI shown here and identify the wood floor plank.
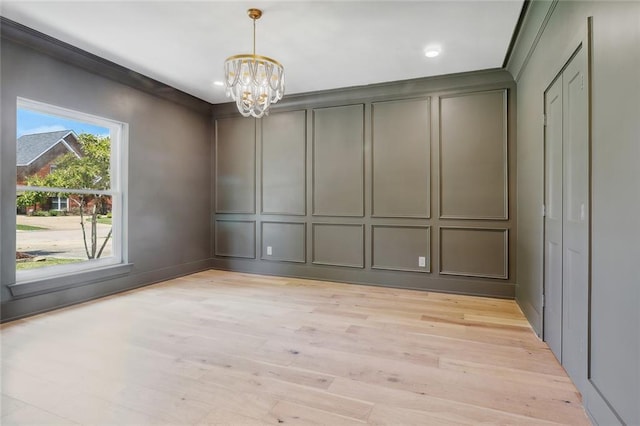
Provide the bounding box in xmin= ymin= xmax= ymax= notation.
xmin=1 ymin=402 xmax=79 ymax=426
xmin=180 ymin=347 xmax=337 ymax=390
xmin=105 ymin=383 xmax=214 ymax=424
xmin=195 ymin=409 xmax=272 ymax=426
xmin=369 ymin=316 xmax=545 ymax=350
xmin=329 ymin=377 xmax=567 ymax=425
xmin=437 ymin=357 xmax=576 ymax=391
xmin=185 ymin=385 xmax=278 ymax=423
xmin=344 ymin=323 xmax=566 ymax=375
xmin=0 ymin=270 xmax=591 ymax=425
xmin=0 ymin=395 xmax=30 ymax=418
xmin=267 ymin=400 xmax=368 ymax=425
xmin=195 ymin=367 xmax=374 ymax=421
xmin=2 ymin=367 xmax=166 ymax=425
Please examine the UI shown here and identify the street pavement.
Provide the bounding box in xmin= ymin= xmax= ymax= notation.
xmin=16 ymin=215 xmax=112 ymax=259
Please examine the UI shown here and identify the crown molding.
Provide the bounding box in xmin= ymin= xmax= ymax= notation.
xmin=0 ymin=17 xmax=212 ymax=115
xmin=212 ymin=68 xmax=515 ymax=118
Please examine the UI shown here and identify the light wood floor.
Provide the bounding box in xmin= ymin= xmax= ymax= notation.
xmin=1 ymin=270 xmax=590 ymax=425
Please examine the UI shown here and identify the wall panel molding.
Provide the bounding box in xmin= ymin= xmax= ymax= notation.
xmin=312 ymin=104 xmax=365 ymax=217
xmin=312 ymin=223 xmax=364 ymax=268
xmin=371 ymin=98 xmax=431 ymax=219
xmin=439 ymin=226 xmax=508 ymax=279
xmin=215 ymin=117 xmax=256 ymax=214
xmin=212 ymin=69 xmax=516 ymax=300
xmin=372 ymin=225 xmax=431 ymax=273
xmin=439 ymin=89 xmax=509 ymax=220
xmin=261 ymin=110 xmax=307 ymax=216
xmin=214 ymin=220 xmax=256 ymax=259
xmin=260 ymin=221 xmax=306 ymax=263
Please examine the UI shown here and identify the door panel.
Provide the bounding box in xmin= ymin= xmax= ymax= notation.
xmin=561 ymin=46 xmax=589 ymax=388
xmin=544 ymin=76 xmax=564 ymax=362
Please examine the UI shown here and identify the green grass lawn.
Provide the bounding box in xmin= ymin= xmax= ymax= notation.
xmin=96 ymin=217 xmax=112 ymax=225
xmin=16 ymin=258 xmax=83 ymax=270
xmin=16 ymin=224 xmax=48 ymax=231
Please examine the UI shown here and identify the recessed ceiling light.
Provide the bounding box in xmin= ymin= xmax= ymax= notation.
xmin=424 ymin=49 xmax=440 ymax=58
xmin=213 ymin=81 xmax=224 ymax=87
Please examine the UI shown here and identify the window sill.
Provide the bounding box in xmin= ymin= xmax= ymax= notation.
xmin=9 ymin=263 xmax=134 ymax=298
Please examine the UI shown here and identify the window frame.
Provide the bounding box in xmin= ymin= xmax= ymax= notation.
xmin=12 ymin=97 xmax=130 ymax=294
xmin=50 ymin=196 xmax=68 ymax=211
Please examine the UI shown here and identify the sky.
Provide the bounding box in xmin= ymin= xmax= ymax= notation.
xmin=17 ymin=108 xmax=109 ymax=138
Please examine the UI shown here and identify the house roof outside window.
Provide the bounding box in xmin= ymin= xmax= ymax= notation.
xmin=16 ymin=130 xmax=80 ymax=166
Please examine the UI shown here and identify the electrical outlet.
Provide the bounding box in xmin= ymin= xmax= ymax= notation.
xmin=418 ymin=256 xmax=426 ymax=267
xmin=266 ymin=246 xmax=273 ymax=256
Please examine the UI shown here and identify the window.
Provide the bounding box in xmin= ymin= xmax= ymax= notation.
xmin=14 ymin=98 xmax=128 ymax=290
xmin=50 ymin=196 xmax=68 ymax=211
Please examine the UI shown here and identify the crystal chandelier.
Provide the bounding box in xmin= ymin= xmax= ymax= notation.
xmin=224 ymin=8 xmax=285 ymax=118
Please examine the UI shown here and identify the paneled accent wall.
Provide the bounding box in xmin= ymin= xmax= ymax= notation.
xmin=214 ymin=220 xmax=256 ymax=259
xmin=440 ymin=227 xmax=508 ymax=279
xmin=215 ymin=117 xmax=256 ymax=214
xmin=312 ymin=224 xmax=365 ymax=268
xmin=312 ymin=105 xmax=365 ymax=217
xmin=440 ymin=91 xmax=508 ymax=220
xmin=212 ymin=71 xmax=516 ymax=298
xmin=372 ymin=225 xmax=431 ymax=273
xmin=261 ymin=111 xmax=306 ymax=215
xmin=261 ymin=222 xmax=306 ymax=263
xmin=372 ymin=98 xmax=431 ymax=218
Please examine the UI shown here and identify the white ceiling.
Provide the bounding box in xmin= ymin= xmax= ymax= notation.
xmin=1 ymin=1 xmax=523 ymax=104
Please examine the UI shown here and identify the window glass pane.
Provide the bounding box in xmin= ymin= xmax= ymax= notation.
xmin=50 ymin=197 xmax=68 ymax=211
xmin=15 ymin=100 xmax=124 ymax=279
xmin=16 ymin=192 xmax=114 ymax=271
xmin=16 ymin=108 xmax=111 ymax=190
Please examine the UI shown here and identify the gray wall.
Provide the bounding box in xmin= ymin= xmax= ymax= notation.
xmin=0 ymin=33 xmax=212 ymax=321
xmin=509 ymin=1 xmax=640 ymax=424
xmin=211 ymin=70 xmax=517 ymax=298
